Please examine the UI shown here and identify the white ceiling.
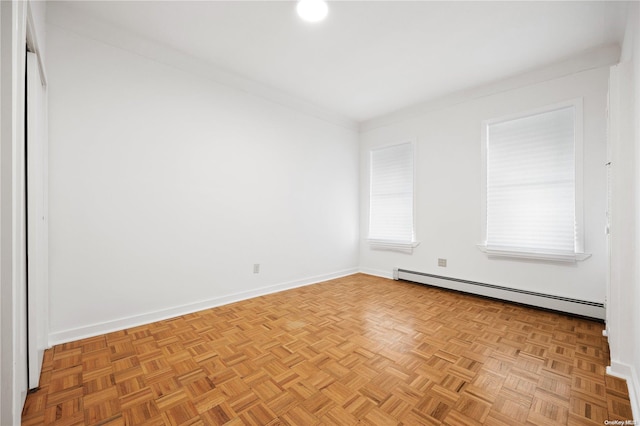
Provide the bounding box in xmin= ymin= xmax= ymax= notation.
xmin=53 ymin=1 xmax=629 ymax=123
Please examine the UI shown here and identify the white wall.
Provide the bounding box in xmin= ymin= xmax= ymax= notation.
xmin=608 ymin=0 xmax=640 ymax=419
xmin=633 ymin=3 xmax=640 ymax=418
xmin=46 ymin=24 xmax=359 ymax=343
xmin=359 ymin=66 xmax=609 ymax=305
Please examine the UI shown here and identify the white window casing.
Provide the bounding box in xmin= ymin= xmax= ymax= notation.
xmin=479 ymin=99 xmax=589 ymax=262
xmin=368 ymin=141 xmax=418 ymax=253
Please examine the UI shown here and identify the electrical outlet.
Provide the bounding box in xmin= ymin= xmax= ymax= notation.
xmin=438 ymin=258 xmax=447 ymax=267
xmin=253 ymin=264 xmax=260 ymax=274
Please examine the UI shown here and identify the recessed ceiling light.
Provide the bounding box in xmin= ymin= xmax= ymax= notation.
xmin=297 ymin=0 xmax=329 ymax=23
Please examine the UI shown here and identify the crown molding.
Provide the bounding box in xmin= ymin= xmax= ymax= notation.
xmin=360 ymin=43 xmax=621 ymax=133
xmin=46 ymin=3 xmax=358 ymax=132
xmin=46 ymin=3 xmax=623 ymax=135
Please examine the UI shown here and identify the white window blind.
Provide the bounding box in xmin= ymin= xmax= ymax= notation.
xmin=486 ymin=106 xmax=577 ymax=256
xmin=369 ymin=142 xmax=415 ymax=244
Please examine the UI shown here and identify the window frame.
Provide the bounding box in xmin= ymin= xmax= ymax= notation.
xmin=367 ymin=140 xmax=419 ymax=253
xmin=479 ymin=99 xmax=590 ymax=262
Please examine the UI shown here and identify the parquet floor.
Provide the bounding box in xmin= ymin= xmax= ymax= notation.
xmin=22 ymin=273 xmax=633 ymax=425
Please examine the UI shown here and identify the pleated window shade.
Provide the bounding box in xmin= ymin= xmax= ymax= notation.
xmin=486 ymin=106 xmax=576 ymax=254
xmin=369 ymin=142 xmax=415 ymax=243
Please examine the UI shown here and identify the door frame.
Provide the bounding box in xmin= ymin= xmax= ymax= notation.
xmin=0 ymin=2 xmax=48 ymax=423
xmin=26 ymin=48 xmax=48 ymax=390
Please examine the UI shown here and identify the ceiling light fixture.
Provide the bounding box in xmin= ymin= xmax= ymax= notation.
xmin=297 ymin=0 xmax=329 ymax=23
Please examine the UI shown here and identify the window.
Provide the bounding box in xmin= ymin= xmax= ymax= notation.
xmin=368 ymin=142 xmax=418 ymax=252
xmin=480 ymin=100 xmax=588 ymax=261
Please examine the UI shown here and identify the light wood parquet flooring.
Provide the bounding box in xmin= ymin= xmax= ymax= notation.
xmin=22 ymin=273 xmax=633 ymax=425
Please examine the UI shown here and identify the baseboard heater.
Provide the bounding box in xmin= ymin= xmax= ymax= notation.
xmin=394 ymin=268 xmax=605 ymax=320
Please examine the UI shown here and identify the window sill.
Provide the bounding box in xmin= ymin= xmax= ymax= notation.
xmin=477 ymin=244 xmax=591 ymax=262
xmin=368 ymin=240 xmax=420 ymax=254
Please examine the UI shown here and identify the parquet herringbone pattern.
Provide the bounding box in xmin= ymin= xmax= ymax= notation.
xmin=22 ymin=274 xmax=633 ymax=425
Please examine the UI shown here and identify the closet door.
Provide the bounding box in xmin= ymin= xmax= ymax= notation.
xmin=26 ymin=50 xmax=48 ymax=390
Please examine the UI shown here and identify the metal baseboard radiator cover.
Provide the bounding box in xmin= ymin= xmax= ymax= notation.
xmin=394 ymin=268 xmax=605 ymax=320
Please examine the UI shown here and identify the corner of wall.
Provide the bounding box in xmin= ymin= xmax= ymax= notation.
xmin=607 ymin=362 xmax=640 ymax=421
xmin=358 ymin=267 xmax=394 ymax=280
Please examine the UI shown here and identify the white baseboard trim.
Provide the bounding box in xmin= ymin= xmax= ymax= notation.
xmin=358 ymin=267 xmax=393 ymax=279
xmin=607 ymin=361 xmax=640 ymax=421
xmin=48 ymin=268 xmax=358 ymax=346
